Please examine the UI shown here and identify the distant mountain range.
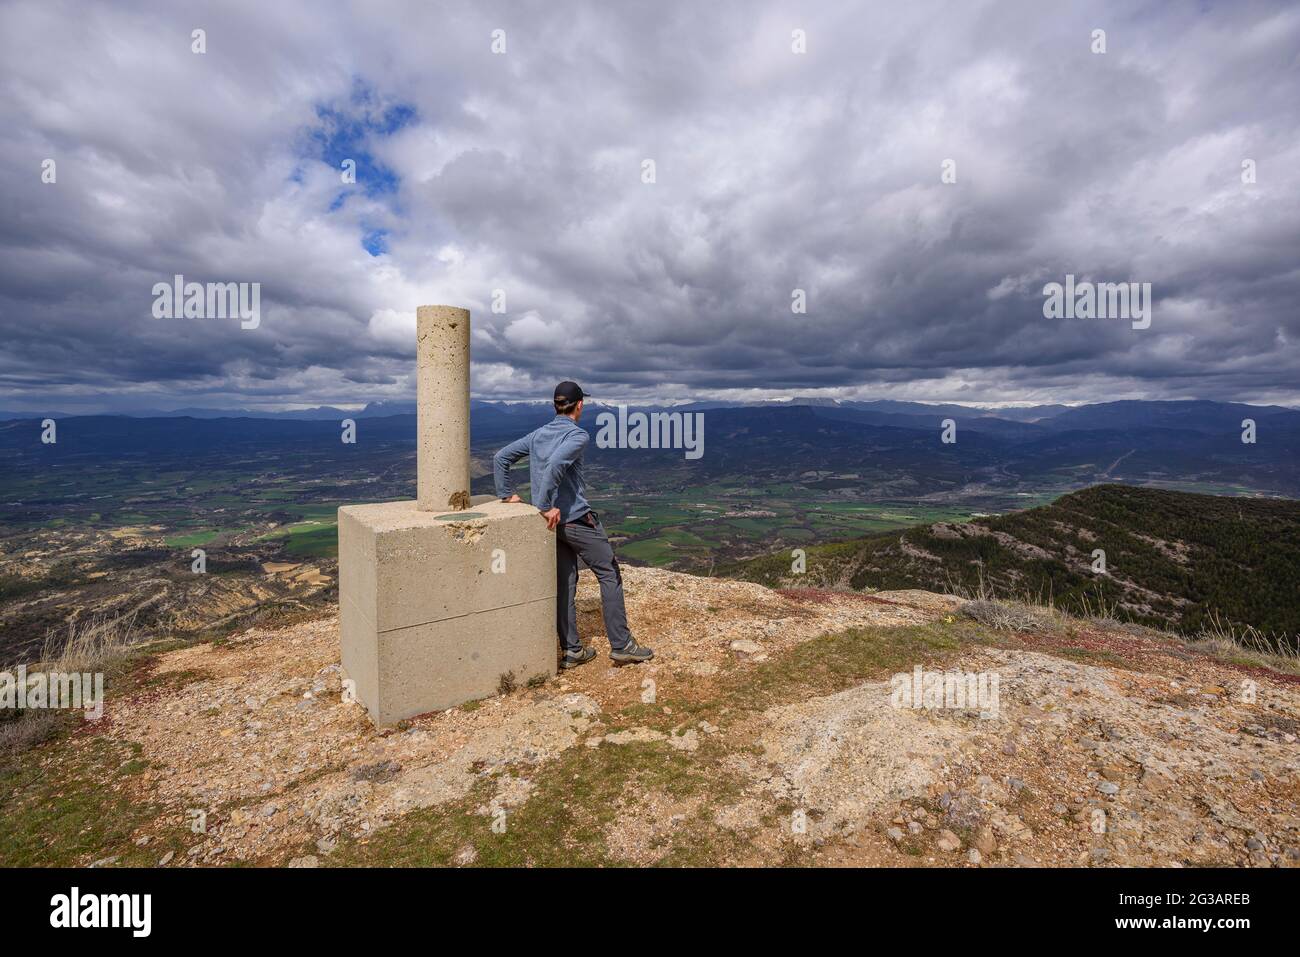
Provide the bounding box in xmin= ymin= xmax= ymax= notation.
xmin=3 ymin=397 xmax=1291 ymax=423
xmin=0 ymin=398 xmax=562 ymax=421
xmin=727 ymin=484 xmax=1300 ymax=642
xmin=5 ymin=399 xmax=1298 ymax=496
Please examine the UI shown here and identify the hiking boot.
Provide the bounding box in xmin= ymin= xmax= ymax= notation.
xmin=560 ymin=645 xmax=597 ymax=669
xmin=610 ymin=640 xmax=654 ymax=664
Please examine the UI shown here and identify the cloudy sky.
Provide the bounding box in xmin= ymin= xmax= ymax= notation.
xmin=2 ymin=0 xmax=1298 ymax=413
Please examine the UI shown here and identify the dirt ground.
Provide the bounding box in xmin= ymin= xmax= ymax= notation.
xmin=39 ymin=565 xmax=1300 ymax=867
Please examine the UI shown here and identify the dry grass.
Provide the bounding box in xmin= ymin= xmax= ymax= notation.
xmin=1072 ymin=590 xmax=1123 ymax=629
xmin=959 ymin=599 xmax=1061 ymax=634
xmin=1 ymin=612 xmax=143 ymax=762
xmin=1187 ymin=610 xmax=1300 ymax=676
xmin=0 ymin=711 xmax=62 ymax=760
xmin=957 ymin=584 xmax=1300 ymax=677
xmin=954 ymin=569 xmax=1065 ymax=634
xmin=37 ymin=610 xmax=141 ymax=673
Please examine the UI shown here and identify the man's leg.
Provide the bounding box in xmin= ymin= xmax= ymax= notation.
xmin=555 ymin=533 xmax=582 ymax=654
xmin=558 ymin=516 xmax=634 ymax=652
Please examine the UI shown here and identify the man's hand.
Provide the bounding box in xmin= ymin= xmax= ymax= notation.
xmin=502 ymin=494 xmax=522 ymax=504
xmin=541 ymin=507 xmax=562 ymax=530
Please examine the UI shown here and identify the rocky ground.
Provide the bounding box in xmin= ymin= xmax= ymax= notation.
xmin=6 ymin=566 xmax=1298 ymax=867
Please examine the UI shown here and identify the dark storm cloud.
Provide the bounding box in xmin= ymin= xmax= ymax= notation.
xmin=1 ymin=0 xmax=1297 ymax=413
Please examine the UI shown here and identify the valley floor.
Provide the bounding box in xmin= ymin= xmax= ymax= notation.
xmin=3 ymin=567 xmax=1298 ymax=868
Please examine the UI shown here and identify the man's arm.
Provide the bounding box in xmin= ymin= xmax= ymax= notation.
xmin=535 ymin=427 xmax=588 ymax=512
xmin=493 ymin=431 xmax=534 ymax=499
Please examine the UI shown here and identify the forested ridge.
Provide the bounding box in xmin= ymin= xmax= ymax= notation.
xmin=729 ymin=485 xmax=1300 ymax=642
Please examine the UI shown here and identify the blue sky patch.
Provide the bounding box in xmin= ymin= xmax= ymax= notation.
xmin=306 ymin=79 xmax=416 ymax=201
xmin=361 ymin=229 xmax=390 ymax=256
xmin=301 ymin=79 xmax=414 ymax=257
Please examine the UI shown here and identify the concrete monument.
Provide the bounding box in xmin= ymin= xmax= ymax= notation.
xmin=338 ymin=305 xmax=556 ymax=725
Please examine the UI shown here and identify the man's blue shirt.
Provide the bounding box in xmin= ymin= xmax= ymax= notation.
xmin=493 ymin=415 xmax=591 ymax=523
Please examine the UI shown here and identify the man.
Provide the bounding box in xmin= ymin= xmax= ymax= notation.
xmin=493 ymin=381 xmax=654 ymax=668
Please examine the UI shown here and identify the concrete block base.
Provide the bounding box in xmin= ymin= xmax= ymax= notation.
xmin=338 ymin=499 xmax=556 ymax=725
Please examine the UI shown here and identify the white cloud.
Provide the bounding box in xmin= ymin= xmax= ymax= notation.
xmin=502 ymin=311 xmax=564 ymax=350
xmin=0 ymin=0 xmax=1297 ymax=412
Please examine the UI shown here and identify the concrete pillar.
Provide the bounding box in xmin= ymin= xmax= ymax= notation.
xmin=416 ymin=305 xmax=471 ymax=511
xmin=340 ymin=301 xmax=555 ymax=724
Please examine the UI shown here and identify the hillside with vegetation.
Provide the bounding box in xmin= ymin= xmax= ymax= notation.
xmin=726 ymin=485 xmax=1300 ymax=645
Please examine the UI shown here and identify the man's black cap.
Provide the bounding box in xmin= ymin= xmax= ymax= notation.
xmin=554 ymin=381 xmax=589 ymax=403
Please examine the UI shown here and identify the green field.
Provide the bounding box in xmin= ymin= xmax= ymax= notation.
xmin=597 ymin=497 xmax=998 ymax=570
xmin=279 ymin=523 xmax=338 ymax=558
xmin=164 ymin=528 xmax=247 ymax=548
